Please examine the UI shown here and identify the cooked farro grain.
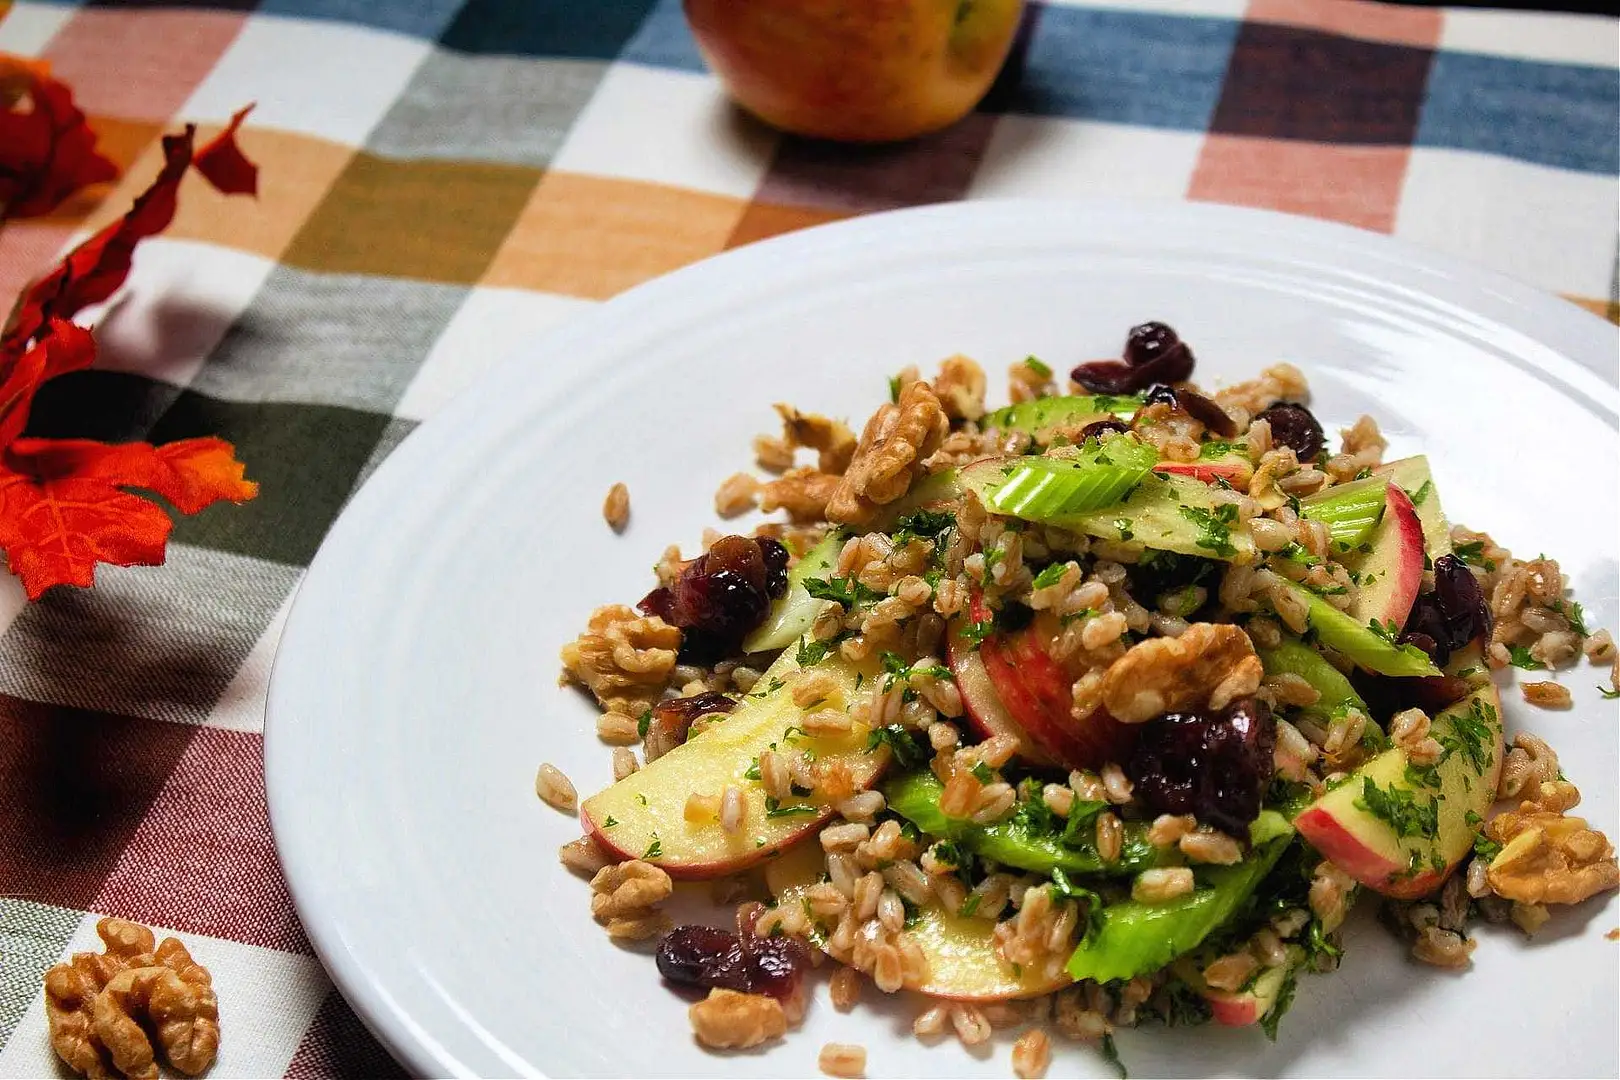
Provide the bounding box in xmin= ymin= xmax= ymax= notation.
xmin=1522 ymin=681 xmax=1573 ymax=708
xmin=534 ymin=763 xmax=577 ymax=812
xmin=1096 ymin=812 xmax=1124 ymax=863
xmin=1179 ymin=828 xmax=1243 ymax=865
xmin=611 ymin=746 xmax=639 ymax=781
xmin=1412 ymin=926 xmax=1475 ymax=969
xmin=719 ymin=785 xmax=745 ymax=834
xmin=1011 ymin=1028 xmax=1052 ymax=1079
xmin=602 ymin=482 xmax=630 ymax=531
xmin=821 ymin=822 xmax=870 ymax=852
xmin=1133 ymin=867 xmax=1195 ymax=904
xmin=596 ymin=710 xmax=641 ymax=745
xmin=804 ymin=708 xmax=854 ymax=736
xmin=949 ymin=1003 xmax=992 ymax=1046
xmin=818 ymin=1042 xmax=866 ymax=1078
xmin=829 ymin=966 xmax=863 ymax=1011
xmin=913 ymin=1004 xmax=949 ymax=1038
xmin=1147 ymin=813 xmax=1197 ymax=848
xmin=1100 ymin=763 xmax=1134 ymax=804
xmin=1203 ymin=951 xmax=1258 ymax=992
xmin=1585 ymin=628 xmax=1616 ymax=663
xmin=558 ymin=835 xmax=612 ymax=876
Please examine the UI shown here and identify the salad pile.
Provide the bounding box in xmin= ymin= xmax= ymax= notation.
xmin=555 ymin=323 xmax=1618 ymax=1075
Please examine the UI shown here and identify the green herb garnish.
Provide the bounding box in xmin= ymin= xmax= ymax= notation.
xmin=1354 ymin=778 xmax=1438 ymax=838
xmin=1506 ymin=645 xmax=1546 ymax=671
xmin=1178 ymin=504 xmax=1239 ymax=558
xmin=644 ymin=834 xmax=662 ymax=859
xmin=1023 ymin=355 xmax=1052 ymax=379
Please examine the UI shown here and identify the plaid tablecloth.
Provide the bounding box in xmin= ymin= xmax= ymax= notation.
xmin=0 ymin=0 xmax=1615 ymax=1075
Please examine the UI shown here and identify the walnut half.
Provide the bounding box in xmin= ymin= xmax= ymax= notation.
xmin=1485 ymin=790 xmax=1619 ymax=906
xmin=827 ymin=380 xmax=948 ymax=526
xmin=1099 ymin=623 xmax=1264 ymax=724
xmin=45 ymin=919 xmax=219 ymax=1080
xmin=559 ymin=604 xmax=681 ymax=714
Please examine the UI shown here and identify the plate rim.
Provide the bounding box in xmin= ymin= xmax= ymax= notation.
xmin=263 ymin=197 xmax=1619 ymax=1077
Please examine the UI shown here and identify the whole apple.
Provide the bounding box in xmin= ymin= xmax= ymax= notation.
xmin=683 ymin=0 xmax=1027 ymax=143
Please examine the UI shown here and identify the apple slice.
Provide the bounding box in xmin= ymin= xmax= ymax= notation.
xmin=1342 ymin=482 xmax=1424 ymax=630
xmin=965 ymin=593 xmax=1136 ymax=770
xmin=1293 ymin=668 xmax=1504 ymax=899
xmin=1152 ymin=459 xmax=1252 ymax=486
xmin=581 ymin=647 xmax=886 ymax=879
xmin=947 ymin=624 xmax=1053 ymax=766
xmin=741 ymin=530 xmax=843 ymax=654
xmin=1202 ymin=946 xmax=1304 ymax=1027
xmin=767 ymin=837 xmax=1070 ymax=1002
xmin=1377 ymin=455 xmax=1451 ymax=558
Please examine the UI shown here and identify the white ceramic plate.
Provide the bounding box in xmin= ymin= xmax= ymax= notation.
xmin=265 ymin=200 xmax=1619 ymax=1079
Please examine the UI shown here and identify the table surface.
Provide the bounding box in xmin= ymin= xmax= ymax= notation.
xmin=0 ymin=0 xmax=1616 ymax=1077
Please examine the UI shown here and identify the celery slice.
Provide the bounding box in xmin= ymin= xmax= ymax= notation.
xmin=1257 ymin=637 xmax=1367 ymax=721
xmin=1300 ymin=479 xmax=1386 ymax=549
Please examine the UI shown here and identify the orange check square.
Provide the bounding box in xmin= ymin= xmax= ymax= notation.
xmin=726 ymin=201 xmax=854 ymax=251
xmin=484 ymin=171 xmax=747 ymax=300
xmin=1189 ymin=135 xmax=1410 ymax=233
xmin=1245 ymin=0 xmax=1441 ymax=49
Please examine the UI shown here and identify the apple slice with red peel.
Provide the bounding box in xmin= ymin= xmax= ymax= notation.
xmin=1152 ymin=448 xmax=1253 ymax=487
xmin=1293 ymin=662 xmax=1503 ymax=899
xmin=948 ymin=625 xmax=1053 ymax=766
xmin=582 ymin=647 xmax=886 ymax=879
xmin=768 ymin=837 xmax=1070 ymax=1002
xmin=1377 ymin=455 xmax=1451 ymax=558
xmin=964 ymin=592 xmax=1136 ymax=770
xmin=1202 ymin=946 xmax=1304 ymax=1027
xmin=1343 ymin=482 xmax=1425 ymax=631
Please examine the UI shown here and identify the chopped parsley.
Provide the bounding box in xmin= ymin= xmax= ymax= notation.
xmin=1023 ymin=355 xmax=1053 ymax=378
xmin=750 ymin=677 xmax=785 ymax=699
xmin=958 ymin=893 xmax=982 ymax=918
xmin=969 ymin=760 xmax=994 ymax=784
xmin=1439 ymin=699 xmax=1497 ymax=774
xmin=644 ymin=834 xmax=662 ymax=859
xmin=1260 ymin=969 xmax=1299 ymax=1042
xmin=603 ymin=815 xmax=618 ymax=828
xmin=1178 ymin=504 xmax=1239 ymax=558
xmin=887 ymin=375 xmax=901 ymax=403
xmin=1405 ymin=480 xmax=1432 ymax=506
xmin=796 ymin=633 xmax=848 ymax=667
xmin=1367 ymin=618 xmax=1402 ymax=646
xmin=1473 ymin=831 xmax=1502 ymax=862
xmin=636 ymin=793 xmax=648 ymax=806
xmin=637 ymin=709 xmax=652 ymax=738
xmin=1550 ymin=599 xmax=1588 ymax=637
xmin=1354 ymin=777 xmax=1438 ymax=838
xmin=1279 ymin=542 xmax=1320 ymax=567
xmin=743 ymin=758 xmax=761 ymax=781
xmin=892 ymin=508 xmax=956 ymax=547
xmin=1113 ymin=517 xmax=1135 ymax=541
xmin=1198 ymin=439 xmax=1240 ymax=460
xmin=867 ymin=724 xmax=928 ymax=770
xmin=1032 ymin=562 xmax=1071 ymax=590
xmin=1048 ymin=868 xmax=1104 ymax=944
xmin=1600 ymin=685 xmax=1620 ymax=700
xmin=804 ymin=575 xmax=882 ymax=609
xmin=1465 ymin=809 xmax=1482 ymax=827
xmin=1404 ymin=761 xmax=1442 ymax=789
xmin=1506 ymin=645 xmax=1546 ymax=670
xmin=957 ymin=619 xmax=996 ymax=647
xmin=763 ymin=797 xmax=817 ymax=818
xmin=1453 ymin=540 xmax=1497 ymax=572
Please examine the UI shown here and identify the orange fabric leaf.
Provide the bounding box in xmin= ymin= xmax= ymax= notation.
xmin=7 ymin=435 xmax=258 ymax=514
xmin=0 ymin=54 xmax=118 ymax=218
xmin=0 ymin=319 xmax=94 ymax=446
xmin=0 ymin=437 xmax=256 ymax=598
xmin=193 ymin=103 xmax=258 ymax=196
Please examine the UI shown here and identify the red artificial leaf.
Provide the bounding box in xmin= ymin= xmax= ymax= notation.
xmin=0 ymin=319 xmax=94 ymax=446
xmin=193 ymin=103 xmax=258 ymax=196
xmin=0 ymin=437 xmax=257 ymax=598
xmin=0 ymin=54 xmax=118 ymax=218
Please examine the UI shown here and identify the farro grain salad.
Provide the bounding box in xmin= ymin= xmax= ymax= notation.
xmin=548 ymin=323 xmax=1619 ymax=1077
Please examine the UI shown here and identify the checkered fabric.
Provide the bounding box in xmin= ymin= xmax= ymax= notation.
xmin=0 ymin=0 xmax=1615 ymax=1074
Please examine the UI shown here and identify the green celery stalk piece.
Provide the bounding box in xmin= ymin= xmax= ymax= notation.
xmin=1299 ymin=478 xmax=1386 ymax=549
xmin=1257 ymin=637 xmax=1368 ymax=720
xmin=740 ymin=530 xmax=845 ymax=653
xmin=982 ymin=393 xmax=1143 ymax=434
xmin=884 ymin=771 xmax=1159 ymax=878
xmin=973 ymin=438 xmax=1159 ymax=521
xmin=1280 ymin=581 xmax=1440 ymax=677
xmin=1067 ymin=828 xmax=1294 ymax=984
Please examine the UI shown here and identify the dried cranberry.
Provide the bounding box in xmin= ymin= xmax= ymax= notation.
xmin=655 ymin=924 xmax=808 ymax=1001
xmin=648 ymin=691 xmax=735 ymax=748
xmin=1140 ymin=384 xmax=1235 ymax=437
xmin=1072 ymin=322 xmax=1195 ymax=395
xmin=1124 ymin=322 xmax=1182 ymax=368
xmin=1398 ymin=554 xmax=1490 ymax=667
xmin=1126 ymin=696 xmax=1275 ymax=837
xmin=639 ymin=535 xmax=790 ymax=663
xmin=1079 ymin=419 xmax=1131 ymax=442
xmin=1353 ymin=670 xmax=1472 ymax=718
xmin=657 ymin=924 xmax=750 ymax=992
xmin=1254 ymin=403 xmax=1324 ymax=463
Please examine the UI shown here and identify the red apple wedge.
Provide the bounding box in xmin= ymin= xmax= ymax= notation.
xmin=1344 ymin=482 xmax=1425 ymax=631
xmin=1294 ymin=667 xmax=1503 ymax=898
xmin=1204 ymin=947 xmax=1304 ymax=1026
xmin=964 ymin=593 xmax=1136 ymax=770
xmin=767 ymin=838 xmax=1070 ymax=1002
xmin=948 ymin=626 xmax=1054 ymax=766
xmin=1377 ymin=455 xmax=1451 ymax=558
xmin=582 ymin=648 xmax=886 ymax=879
xmin=1152 ymin=455 xmax=1252 ymax=487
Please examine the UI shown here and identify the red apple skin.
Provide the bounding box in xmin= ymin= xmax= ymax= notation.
xmin=968 ymin=593 xmax=1136 ymax=770
xmin=1346 ymin=482 xmax=1425 ymax=629
xmin=583 ymin=805 xmax=837 ymax=880
xmin=1152 ymin=461 xmax=1250 ymax=485
xmin=1207 ymin=994 xmax=1263 ymax=1027
xmin=1290 ymin=805 xmax=1444 ymax=900
xmin=683 ymin=0 xmax=1027 ymax=142
xmin=948 ymin=627 xmax=1054 ymax=766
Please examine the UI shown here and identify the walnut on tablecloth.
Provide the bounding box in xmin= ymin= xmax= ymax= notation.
xmin=44 ymin=917 xmax=220 ymax=1080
